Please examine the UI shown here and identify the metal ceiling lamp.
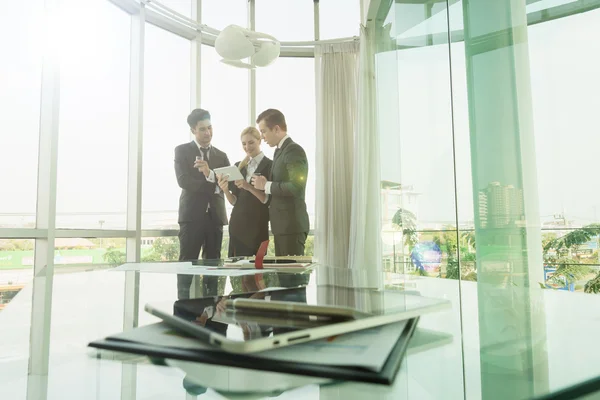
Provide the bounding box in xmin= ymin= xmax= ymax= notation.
xmin=215 ymin=24 xmax=281 ymax=69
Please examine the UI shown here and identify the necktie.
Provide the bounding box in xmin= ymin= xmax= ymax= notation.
xmin=200 ymin=147 xmax=210 ymax=163
xmin=274 ymin=147 xmax=281 ymax=160
xmin=247 ymin=159 xmax=256 ymax=182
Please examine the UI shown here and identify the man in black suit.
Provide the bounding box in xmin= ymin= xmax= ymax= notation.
xmin=174 ymin=108 xmax=230 ymax=299
xmin=252 ymin=109 xmax=310 ymax=257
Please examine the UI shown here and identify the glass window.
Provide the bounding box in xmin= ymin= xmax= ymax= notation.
xmin=200 ymin=44 xmax=249 ymax=221
xmin=55 ymin=0 xmax=130 ymax=229
xmin=142 ymin=24 xmax=191 ymax=230
xmin=0 ymin=238 xmax=34 ymax=399
xmin=377 ymin=47 xmax=457 ymax=230
xmin=48 ymin=237 xmax=127 ymax=373
xmin=528 ymin=10 xmax=600 ymax=229
xmin=0 ymin=238 xmax=34 ymax=300
xmin=202 ymin=0 xmax=247 ymax=30
xmin=256 ymin=0 xmax=314 ymax=41
xmin=256 ymin=58 xmax=316 ymax=227
xmin=376 ymin=1 xmax=470 ymax=287
xmin=319 ymin=0 xmax=361 ymax=40
xmin=0 ymin=0 xmax=44 ymax=229
xmin=527 ymin=10 xmax=600 ymax=293
xmin=53 ymin=237 xmax=125 ymax=270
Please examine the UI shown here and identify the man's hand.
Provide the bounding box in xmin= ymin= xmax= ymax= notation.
xmin=194 ymin=159 xmax=210 ymax=177
xmin=195 ymin=310 xmax=209 ymax=326
xmin=217 ymin=174 xmax=229 ymax=192
xmin=252 ymin=175 xmax=267 ymax=190
xmin=235 ymin=179 xmax=251 ymax=191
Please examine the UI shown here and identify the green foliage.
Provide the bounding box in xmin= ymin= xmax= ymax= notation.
xmin=230 ymin=276 xmax=243 ymax=294
xmin=218 ymin=276 xmax=226 ymax=294
xmin=461 ymin=231 xmax=476 ymax=252
xmin=221 ymin=236 xmax=230 ymax=259
xmin=543 ymin=224 xmax=600 ymax=254
xmin=432 ymin=228 xmax=477 ymax=281
xmin=462 ymin=252 xmax=476 ymax=262
xmin=268 ymin=238 xmax=275 ymax=256
xmin=305 ymin=235 xmax=314 ymax=256
xmin=545 ymin=259 xmax=592 ymax=285
xmin=445 ymin=257 xmax=459 ymax=280
xmin=103 ymin=247 xmax=126 ymax=266
xmin=542 ymin=224 xmax=600 ymax=291
xmin=463 ymin=271 xmax=477 ymax=281
xmin=150 ymin=237 xmax=179 ymax=261
xmin=392 ymin=208 xmax=418 ymax=250
xmin=141 ymin=252 xmax=162 ymax=262
xmin=541 ymin=232 xmax=557 ymax=249
xmin=0 ymin=239 xmax=34 ymax=251
xmin=584 ymin=271 xmax=600 ymax=294
xmin=102 ymin=237 xmax=180 ymax=266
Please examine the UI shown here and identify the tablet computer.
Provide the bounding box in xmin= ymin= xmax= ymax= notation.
xmin=213 ymin=165 xmax=245 ymax=181
xmin=145 ymin=286 xmax=450 ymax=354
xmin=226 ymin=298 xmax=364 ymax=319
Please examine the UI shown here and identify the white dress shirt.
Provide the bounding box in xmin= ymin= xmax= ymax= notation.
xmin=194 ymin=141 xmax=218 ymax=194
xmin=246 ymin=152 xmax=265 ymax=183
xmin=264 ymin=135 xmax=289 ymax=195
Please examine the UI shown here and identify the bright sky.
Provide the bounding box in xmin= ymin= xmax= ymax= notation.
xmin=1 ymin=0 xmax=599 ymax=231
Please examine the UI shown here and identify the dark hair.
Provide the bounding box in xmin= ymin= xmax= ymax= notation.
xmin=256 ymin=109 xmax=287 ymax=132
xmin=187 ymin=108 xmax=211 ymax=129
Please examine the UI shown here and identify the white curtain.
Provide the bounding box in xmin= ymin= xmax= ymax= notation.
xmin=314 ymin=41 xmax=359 ymax=268
xmin=347 ymin=25 xmax=382 ymax=274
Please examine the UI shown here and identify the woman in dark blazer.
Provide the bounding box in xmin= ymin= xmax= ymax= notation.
xmin=218 ymin=127 xmax=273 ymax=257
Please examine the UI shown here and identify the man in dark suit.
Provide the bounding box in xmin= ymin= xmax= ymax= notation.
xmin=174 ymin=108 xmax=230 ymax=299
xmin=251 ymin=109 xmax=310 ymax=257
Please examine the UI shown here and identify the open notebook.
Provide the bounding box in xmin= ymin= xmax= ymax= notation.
xmin=89 ymin=318 xmax=427 ymax=385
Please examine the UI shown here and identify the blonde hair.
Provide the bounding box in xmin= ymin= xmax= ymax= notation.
xmin=238 ymin=127 xmax=261 ymax=170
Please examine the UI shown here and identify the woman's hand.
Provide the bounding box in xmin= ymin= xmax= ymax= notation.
xmin=218 ymin=174 xmax=229 ymax=192
xmin=235 ymin=179 xmax=251 ymax=191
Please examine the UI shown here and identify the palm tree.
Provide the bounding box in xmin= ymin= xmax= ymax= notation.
xmin=584 ymin=274 xmax=600 ymax=293
xmin=543 ymin=224 xmax=600 ymax=292
xmin=391 ymin=208 xmax=418 ymax=274
xmin=391 ymin=208 xmax=418 ymax=249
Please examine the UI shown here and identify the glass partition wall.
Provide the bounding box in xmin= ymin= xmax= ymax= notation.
xmin=375 ymin=0 xmax=600 ymax=398
xmin=376 ymin=0 xmax=600 ymax=292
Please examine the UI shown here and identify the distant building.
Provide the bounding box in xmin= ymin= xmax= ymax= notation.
xmin=478 ymin=182 xmax=525 ymax=228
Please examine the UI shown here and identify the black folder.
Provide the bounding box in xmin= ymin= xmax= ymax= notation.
xmin=89 ymin=317 xmax=419 ymax=386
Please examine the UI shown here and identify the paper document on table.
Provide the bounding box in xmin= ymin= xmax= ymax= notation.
xmin=103 ymin=320 xmax=407 ymax=372
xmin=112 ymin=262 xmax=273 ymax=277
xmin=257 ymin=320 xmax=408 ymax=371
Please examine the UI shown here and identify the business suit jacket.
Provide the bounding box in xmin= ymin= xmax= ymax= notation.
xmin=268 ymin=138 xmax=310 ymax=235
xmin=228 ymin=156 xmax=273 ymax=251
xmin=174 ymin=141 xmax=230 ymax=225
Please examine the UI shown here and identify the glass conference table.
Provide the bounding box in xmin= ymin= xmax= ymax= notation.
xmin=1 ymin=261 xmax=600 ymax=399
